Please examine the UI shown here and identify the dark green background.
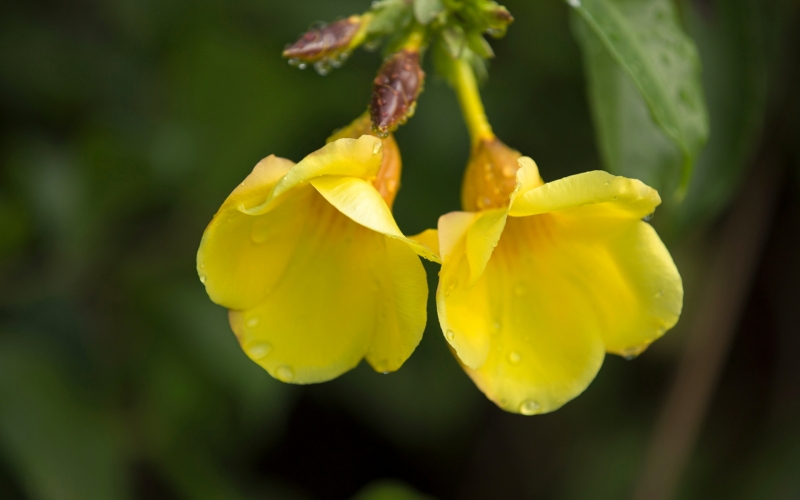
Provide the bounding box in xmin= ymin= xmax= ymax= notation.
xmin=1 ymin=0 xmax=799 ymax=499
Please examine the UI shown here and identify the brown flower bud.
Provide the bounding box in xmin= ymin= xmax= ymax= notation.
xmin=370 ymin=49 xmax=425 ymax=136
xmin=283 ymin=15 xmax=363 ymax=63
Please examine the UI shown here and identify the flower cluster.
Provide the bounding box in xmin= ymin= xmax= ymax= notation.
xmin=197 ymin=0 xmax=683 ymax=415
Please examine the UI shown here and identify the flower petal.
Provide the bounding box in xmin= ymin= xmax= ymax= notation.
xmin=231 ymin=193 xmax=425 ymax=384
xmin=246 ymin=136 xmax=384 ymax=214
xmin=198 ymin=156 xmax=305 ymax=310
xmin=365 ymin=237 xmax=428 ymax=373
xmin=441 ymin=216 xmax=607 ymax=413
xmin=311 ymin=175 xmax=439 ymax=262
xmin=408 ymin=229 xmax=439 ymax=259
xmin=542 ymin=212 xmax=683 ymax=356
xmin=510 ymin=161 xmax=661 ymax=219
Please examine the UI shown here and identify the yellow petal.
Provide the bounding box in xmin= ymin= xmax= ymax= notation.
xmin=311 ymin=175 xmax=439 ymax=262
xmin=231 ymin=193 xmax=427 ymax=383
xmin=509 ymin=160 xmax=661 ymax=219
xmin=441 ymin=216 xmax=608 ymax=413
xmin=197 ymin=156 xmax=305 ymax=310
xmin=365 ymin=237 xmax=428 ymax=373
xmin=437 ymin=211 xmax=480 ymax=262
xmin=464 ymin=208 xmax=507 ymax=286
xmin=246 ymin=136 xmax=383 ymax=214
xmin=408 ymin=229 xmax=439 ymax=258
xmin=439 ymin=202 xmax=681 ymax=414
xmin=546 ymin=213 xmax=683 ymax=356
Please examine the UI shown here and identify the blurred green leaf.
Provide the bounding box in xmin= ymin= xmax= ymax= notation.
xmin=0 ymin=336 xmax=126 ymax=500
xmin=413 ymin=0 xmax=445 ymax=25
xmin=351 ymin=479 xmax=437 ymax=500
xmin=569 ymin=0 xmax=709 ymax=194
xmin=662 ymin=0 xmax=783 ymax=234
xmin=572 ymin=16 xmax=681 ymax=193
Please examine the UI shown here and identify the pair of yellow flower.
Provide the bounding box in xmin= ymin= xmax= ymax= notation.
xmin=197 ymin=64 xmax=682 ymax=415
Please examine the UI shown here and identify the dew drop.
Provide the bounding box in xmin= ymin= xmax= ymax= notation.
xmin=372 ymin=141 xmax=382 ymax=154
xmin=508 ymin=351 xmax=521 ymax=365
xmin=314 ymin=61 xmax=330 ymax=75
xmin=246 ymin=316 xmax=260 ymax=328
xmin=297 ymin=62 xmax=307 ymax=70
xmin=374 ymin=359 xmax=390 ymax=373
xmin=514 ymin=283 xmax=527 ymax=296
xmin=199 ymin=262 xmax=205 ymax=269
xmin=275 ymin=365 xmax=294 ymax=382
xmin=567 ymin=0 xmax=581 ymax=7
xmin=199 ymin=274 xmax=207 ymax=284
xmin=288 ymin=58 xmax=299 ymax=67
xmin=622 ymin=347 xmax=642 ymax=360
xmin=502 ymin=165 xmax=516 ymax=177
xmin=654 ymin=290 xmax=664 ymax=298
xmin=643 ymin=213 xmax=654 ymax=222
xmin=520 ymin=399 xmax=541 ymax=415
xmin=249 ymin=342 xmax=271 ymax=358
xmin=445 ymin=329 xmax=455 ymax=341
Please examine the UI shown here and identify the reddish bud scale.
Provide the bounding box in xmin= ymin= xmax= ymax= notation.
xmin=283 ymin=17 xmax=361 ymax=61
xmin=370 ymin=49 xmax=425 ymax=135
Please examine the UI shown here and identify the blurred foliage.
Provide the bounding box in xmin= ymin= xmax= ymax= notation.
xmin=1 ymin=0 xmax=799 ymax=499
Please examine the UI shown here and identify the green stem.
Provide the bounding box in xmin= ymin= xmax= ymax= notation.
xmin=452 ymin=58 xmax=494 ymax=146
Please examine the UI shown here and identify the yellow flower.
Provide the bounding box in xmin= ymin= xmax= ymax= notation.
xmin=437 ymin=137 xmax=683 ymax=415
xmin=197 ymin=117 xmax=438 ymax=384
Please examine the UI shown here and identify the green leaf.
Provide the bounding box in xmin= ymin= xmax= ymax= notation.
xmin=413 ymin=0 xmax=445 ymax=25
xmin=441 ymin=26 xmax=466 ymax=58
xmin=569 ymin=0 xmax=709 ymax=195
xmin=573 ymin=15 xmax=681 ymax=192
xmin=368 ymin=0 xmax=413 ymax=36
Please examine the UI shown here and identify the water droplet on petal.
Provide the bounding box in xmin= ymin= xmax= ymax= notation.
xmin=199 ymin=262 xmax=205 ymax=270
xmin=508 ymin=351 xmax=521 ymax=365
xmin=622 ymin=347 xmax=643 ymax=360
xmin=199 ymin=274 xmax=207 ymax=284
xmin=520 ymin=399 xmax=541 ymax=415
xmin=445 ymin=329 xmax=455 ymax=341
xmin=249 ymin=342 xmax=271 ymax=358
xmin=298 ymin=62 xmax=307 ymax=70
xmin=654 ymin=290 xmax=664 ymax=298
xmin=372 ymin=141 xmax=382 ymax=154
xmin=246 ymin=316 xmax=260 ymax=328
xmin=275 ymin=365 xmax=294 ymax=382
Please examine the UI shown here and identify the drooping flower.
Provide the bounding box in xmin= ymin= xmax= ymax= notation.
xmin=197 ymin=116 xmax=438 ymax=383
xmin=437 ymin=59 xmax=683 ymax=415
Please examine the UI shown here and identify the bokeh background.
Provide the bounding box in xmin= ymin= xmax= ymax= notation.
xmin=1 ymin=0 xmax=799 ymax=499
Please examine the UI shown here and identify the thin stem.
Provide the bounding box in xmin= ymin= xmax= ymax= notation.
xmin=452 ymin=58 xmax=494 ymax=146
xmin=403 ymin=22 xmax=427 ymax=52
